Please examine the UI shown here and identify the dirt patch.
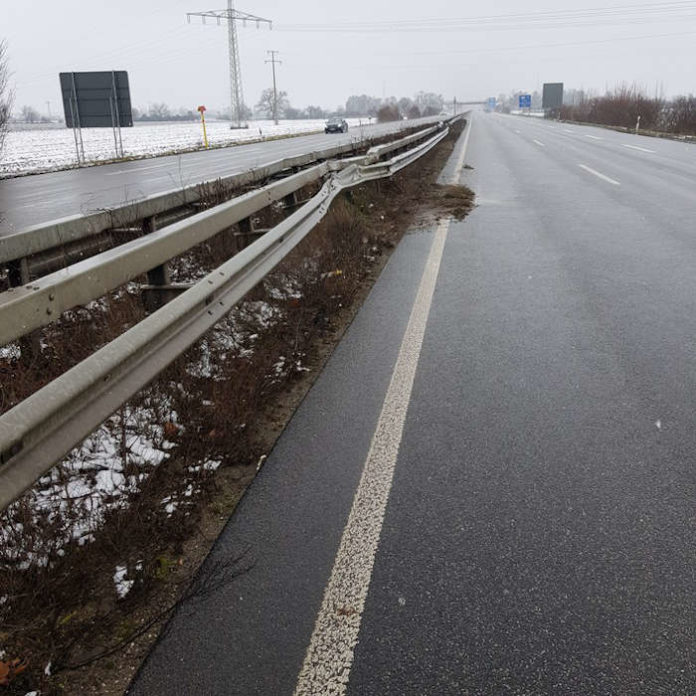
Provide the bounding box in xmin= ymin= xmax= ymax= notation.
xmin=0 ymin=120 xmax=473 ymax=696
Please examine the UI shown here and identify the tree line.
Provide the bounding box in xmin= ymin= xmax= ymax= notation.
xmin=559 ymin=85 xmax=696 ymax=135
xmin=494 ymin=84 xmax=696 ymax=137
xmin=3 ymin=87 xmax=445 ymax=130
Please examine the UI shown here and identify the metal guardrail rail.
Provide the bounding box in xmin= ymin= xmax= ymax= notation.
xmin=0 ymin=125 xmax=448 ymax=347
xmin=0 ymin=119 xmax=447 ymax=267
xmin=0 ymin=124 xmax=453 ymax=510
xmin=0 ymin=164 xmax=330 ymax=346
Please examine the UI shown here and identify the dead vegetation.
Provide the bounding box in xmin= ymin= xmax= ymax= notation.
xmin=560 ymin=85 xmax=696 ymax=136
xmin=0 ymin=119 xmax=472 ymax=695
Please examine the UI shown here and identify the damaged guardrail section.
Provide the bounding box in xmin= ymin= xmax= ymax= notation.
xmin=0 ymin=123 xmax=452 ymax=510
xmin=0 ymin=118 xmax=448 ymax=275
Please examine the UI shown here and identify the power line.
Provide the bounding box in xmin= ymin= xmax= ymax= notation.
xmin=275 ymin=0 xmax=696 ymax=32
xmin=265 ymin=50 xmax=282 ymax=125
xmin=187 ymin=2 xmax=271 ymax=128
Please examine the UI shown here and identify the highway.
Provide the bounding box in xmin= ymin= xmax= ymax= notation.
xmin=129 ymin=113 xmax=696 ymax=694
xmin=0 ymin=117 xmax=439 ymax=236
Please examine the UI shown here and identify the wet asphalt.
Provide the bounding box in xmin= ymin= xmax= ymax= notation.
xmin=0 ymin=117 xmax=438 ymax=235
xmin=130 ymin=114 xmax=696 ymax=694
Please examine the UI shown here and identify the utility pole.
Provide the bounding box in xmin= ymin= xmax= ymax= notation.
xmin=265 ymin=50 xmax=282 ymax=125
xmin=187 ymin=2 xmax=272 ymax=129
xmin=453 ymin=97 xmax=457 ymax=116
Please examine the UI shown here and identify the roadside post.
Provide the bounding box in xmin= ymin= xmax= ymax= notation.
xmin=198 ymin=105 xmax=209 ymax=148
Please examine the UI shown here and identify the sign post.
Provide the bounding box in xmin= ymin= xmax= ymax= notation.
xmin=198 ymin=105 xmax=209 ymax=148
xmin=59 ymin=71 xmax=133 ymax=163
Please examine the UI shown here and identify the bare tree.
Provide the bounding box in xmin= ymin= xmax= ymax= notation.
xmin=0 ymin=40 xmax=12 ymax=157
xmin=376 ymin=104 xmax=400 ymax=123
xmin=255 ymin=88 xmax=289 ymax=119
xmin=148 ymin=102 xmax=171 ymax=120
xmin=21 ymin=105 xmax=39 ymax=124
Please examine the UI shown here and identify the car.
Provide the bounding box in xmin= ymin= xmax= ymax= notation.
xmin=325 ymin=117 xmax=348 ymax=134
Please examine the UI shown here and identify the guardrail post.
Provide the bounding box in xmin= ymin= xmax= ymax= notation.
xmin=7 ymin=258 xmax=41 ymax=362
xmin=282 ymin=191 xmax=298 ymax=210
xmin=142 ymin=215 xmax=171 ymax=288
xmin=235 ymin=216 xmax=262 ymax=252
xmin=140 ymin=215 xmax=184 ymax=312
xmin=7 ymin=258 xmax=30 ymax=288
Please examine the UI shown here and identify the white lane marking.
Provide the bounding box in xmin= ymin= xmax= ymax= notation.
xmin=293 ymin=216 xmax=450 ymax=696
xmin=578 ymin=164 xmax=621 ymax=186
xmin=563 ymin=128 xmax=574 ymax=133
xmin=622 ymin=143 xmax=656 ymax=153
xmin=584 ymin=134 xmax=603 ymax=140
xmin=533 ymin=139 xmax=545 ymax=147
xmin=104 ymin=162 xmax=176 ymax=176
xmin=515 ymin=129 xmax=521 ymax=134
xmin=448 ymin=117 xmax=474 ymax=184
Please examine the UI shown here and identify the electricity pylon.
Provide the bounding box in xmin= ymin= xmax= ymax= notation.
xmin=187 ymin=1 xmax=272 ymax=128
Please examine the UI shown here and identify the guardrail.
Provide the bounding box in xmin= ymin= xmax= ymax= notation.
xmin=0 ymin=124 xmax=452 ymax=510
xmin=0 ymin=164 xmax=330 ymax=347
xmin=0 ymin=125 xmax=447 ymax=347
xmin=0 ymin=119 xmax=447 ymax=272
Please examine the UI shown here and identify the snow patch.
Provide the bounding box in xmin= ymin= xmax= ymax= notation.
xmin=113 ymin=565 xmax=134 ymax=599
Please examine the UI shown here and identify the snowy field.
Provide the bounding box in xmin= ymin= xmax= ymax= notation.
xmin=0 ymin=117 xmax=371 ymax=177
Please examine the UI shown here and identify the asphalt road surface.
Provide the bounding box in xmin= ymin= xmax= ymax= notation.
xmin=0 ymin=117 xmax=440 ymax=236
xmin=129 ymin=114 xmax=696 ymax=695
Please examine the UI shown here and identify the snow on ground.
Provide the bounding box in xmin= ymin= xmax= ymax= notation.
xmin=0 ymin=118 xmax=372 ymax=177
xmin=0 ymin=293 xmax=298 ymax=568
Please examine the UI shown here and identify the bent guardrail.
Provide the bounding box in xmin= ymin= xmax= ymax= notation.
xmin=0 ymin=118 xmax=449 ymax=269
xmin=0 ymin=124 xmax=452 ymax=510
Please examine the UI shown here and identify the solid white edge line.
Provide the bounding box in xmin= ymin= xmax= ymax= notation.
xmin=622 ymin=143 xmax=656 ymax=153
xmin=292 ymin=114 xmax=475 ymax=696
xmin=578 ymin=164 xmax=621 ymax=186
xmin=293 ymin=215 xmax=450 ymax=696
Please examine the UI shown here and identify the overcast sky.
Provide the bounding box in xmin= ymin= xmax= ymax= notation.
xmin=3 ymin=0 xmax=696 ymax=116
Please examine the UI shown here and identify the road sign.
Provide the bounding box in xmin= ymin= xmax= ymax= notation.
xmin=519 ymin=94 xmax=532 ymax=109
xmin=487 ymin=97 xmax=497 ymax=111
xmin=59 ymin=70 xmax=132 ymax=163
xmin=542 ymin=83 xmax=564 ymax=110
xmin=59 ymin=71 xmax=133 ymax=128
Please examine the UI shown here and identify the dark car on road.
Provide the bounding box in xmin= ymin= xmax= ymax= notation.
xmin=325 ymin=117 xmax=348 ymax=134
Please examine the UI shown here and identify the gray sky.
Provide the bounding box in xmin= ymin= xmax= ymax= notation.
xmin=4 ymin=0 xmax=696 ymax=116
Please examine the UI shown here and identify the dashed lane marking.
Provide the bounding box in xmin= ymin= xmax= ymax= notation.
xmin=533 ymin=139 xmax=545 ymax=147
xmin=622 ymin=143 xmax=656 ymax=153
xmin=578 ymin=163 xmax=621 ymax=186
xmin=584 ymin=134 xmax=603 ymax=140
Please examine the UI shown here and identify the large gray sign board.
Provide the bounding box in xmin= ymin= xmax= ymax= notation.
xmin=60 ymin=71 xmax=133 ymax=128
xmin=542 ymin=83 xmax=564 ymax=110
